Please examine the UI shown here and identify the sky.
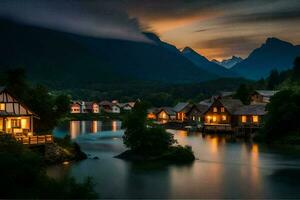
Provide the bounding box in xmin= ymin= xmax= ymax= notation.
xmin=1 ymin=0 xmax=300 ymax=60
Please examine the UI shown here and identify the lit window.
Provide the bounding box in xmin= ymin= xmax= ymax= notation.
xmin=192 ymin=116 xmax=195 ymax=121
xmin=213 ymin=107 xmax=218 ymax=112
xmin=212 ymin=116 xmax=217 ymax=122
xmin=11 ymin=119 xmax=21 ymax=128
xmin=221 ymin=107 xmax=225 ymax=112
xmin=0 ymin=103 xmax=5 ymax=111
xmin=242 ymin=116 xmax=247 ymax=123
xmin=253 ymin=115 xmax=259 ymax=123
xmin=198 ymin=117 xmax=201 ymax=122
xmin=222 ymin=115 xmax=227 ymax=121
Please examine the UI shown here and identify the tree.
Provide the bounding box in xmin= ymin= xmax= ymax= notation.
xmin=267 ymin=69 xmax=280 ymax=90
xmin=292 ymin=56 xmax=300 ymax=81
xmin=234 ymin=84 xmax=253 ymax=105
xmin=122 ymin=101 xmax=176 ymax=155
xmin=262 ymin=89 xmax=300 ymax=143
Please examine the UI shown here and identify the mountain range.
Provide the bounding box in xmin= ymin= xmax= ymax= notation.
xmin=0 ymin=18 xmax=221 ymax=88
xmin=181 ymin=47 xmax=237 ymax=77
xmin=212 ymin=56 xmax=243 ymax=69
xmin=0 ymin=18 xmax=299 ymax=87
xmin=231 ymin=38 xmax=300 ymax=79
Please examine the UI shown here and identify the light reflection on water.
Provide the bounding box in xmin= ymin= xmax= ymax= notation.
xmin=50 ymin=121 xmax=300 ymax=199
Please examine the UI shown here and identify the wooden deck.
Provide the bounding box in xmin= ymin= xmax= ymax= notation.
xmin=14 ymin=135 xmax=53 ymax=146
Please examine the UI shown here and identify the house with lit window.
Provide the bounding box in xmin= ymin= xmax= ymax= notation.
xmin=185 ymin=104 xmax=208 ymax=123
xmin=202 ymin=97 xmax=243 ymax=131
xmin=0 ymin=87 xmax=38 ymax=136
xmin=173 ymin=102 xmax=191 ymax=122
xmin=233 ymin=104 xmax=266 ymax=127
xmin=84 ymin=102 xmax=100 ymax=113
xmin=156 ymin=107 xmax=176 ymax=124
xmin=202 ymin=96 xmax=267 ymax=132
xmin=70 ymin=102 xmax=81 ymax=113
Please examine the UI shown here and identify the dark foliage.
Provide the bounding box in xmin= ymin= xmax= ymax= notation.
xmin=122 ymin=101 xmax=176 ymax=155
xmin=0 ymin=135 xmax=97 ymax=199
xmin=234 ymin=84 xmax=254 ymax=105
xmin=262 ymin=89 xmax=300 ymax=143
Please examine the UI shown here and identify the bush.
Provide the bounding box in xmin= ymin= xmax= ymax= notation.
xmin=163 ymin=145 xmax=195 ymax=163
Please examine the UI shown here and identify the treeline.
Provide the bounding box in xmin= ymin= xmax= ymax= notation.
xmin=236 ymin=57 xmax=300 ymax=144
xmin=64 ymin=78 xmax=251 ymax=107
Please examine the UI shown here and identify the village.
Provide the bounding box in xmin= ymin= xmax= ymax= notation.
xmin=69 ymin=89 xmax=278 ymax=135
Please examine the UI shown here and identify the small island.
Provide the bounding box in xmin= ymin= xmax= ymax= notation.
xmin=116 ymin=102 xmax=195 ymax=164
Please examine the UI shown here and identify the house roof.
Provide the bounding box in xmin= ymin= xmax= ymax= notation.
xmin=147 ymin=107 xmax=159 ymax=114
xmin=219 ymin=99 xmax=244 ymax=114
xmin=220 ymin=91 xmax=234 ymax=97
xmin=157 ymin=107 xmax=176 ymax=116
xmin=234 ymin=104 xmax=267 ymax=115
xmin=99 ymin=101 xmax=113 ymax=106
xmin=199 ymin=98 xmax=212 ymax=107
xmin=173 ymin=102 xmax=190 ymax=112
xmin=255 ymin=90 xmax=278 ymax=97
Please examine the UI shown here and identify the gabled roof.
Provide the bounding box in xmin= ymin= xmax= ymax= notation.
xmin=199 ymin=98 xmax=212 ymax=106
xmin=99 ymin=101 xmax=113 ymax=106
xmin=157 ymin=107 xmax=176 ymax=116
xmin=0 ymin=86 xmax=38 ymax=118
xmin=219 ymin=99 xmax=243 ymax=113
xmin=255 ymin=90 xmax=278 ymax=97
xmin=147 ymin=107 xmax=159 ymax=114
xmin=173 ymin=102 xmax=190 ymax=112
xmin=234 ymin=104 xmax=266 ymax=115
xmin=220 ymin=91 xmax=234 ymax=97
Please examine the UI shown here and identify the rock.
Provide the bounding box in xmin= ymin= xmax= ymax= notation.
xmin=44 ymin=143 xmax=72 ymax=164
xmin=92 ymin=156 xmax=99 ymax=160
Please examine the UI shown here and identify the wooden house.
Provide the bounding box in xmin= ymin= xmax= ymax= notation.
xmin=0 ymin=87 xmax=38 ymax=136
xmin=202 ymin=97 xmax=243 ymax=131
xmin=233 ymin=104 xmax=266 ymax=128
xmin=70 ymin=102 xmax=81 ymax=113
xmin=173 ymin=102 xmax=191 ymax=121
xmin=185 ymin=104 xmax=208 ymax=123
xmin=147 ymin=108 xmax=158 ymax=120
xmin=99 ymin=101 xmax=113 ymax=113
xmin=251 ymin=90 xmax=278 ymax=104
xmin=111 ymin=104 xmax=121 ymax=113
xmin=156 ymin=107 xmax=176 ymax=124
xmin=85 ymin=102 xmax=99 ymax=113
xmin=202 ymin=96 xmax=267 ymax=132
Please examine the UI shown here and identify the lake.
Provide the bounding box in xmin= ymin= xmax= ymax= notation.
xmin=49 ymin=120 xmax=300 ymax=198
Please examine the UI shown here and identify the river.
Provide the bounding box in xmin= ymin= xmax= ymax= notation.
xmin=49 ymin=120 xmax=300 ymax=198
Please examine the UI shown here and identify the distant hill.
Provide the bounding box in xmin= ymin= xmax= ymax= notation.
xmin=181 ymin=47 xmax=237 ymax=77
xmin=0 ymin=18 xmax=219 ymax=88
xmin=231 ymin=38 xmax=300 ymax=80
xmin=212 ymin=56 xmax=243 ymax=69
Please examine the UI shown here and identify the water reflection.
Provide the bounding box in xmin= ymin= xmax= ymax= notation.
xmin=66 ymin=120 xmax=122 ymax=139
xmin=51 ymin=123 xmax=300 ymax=198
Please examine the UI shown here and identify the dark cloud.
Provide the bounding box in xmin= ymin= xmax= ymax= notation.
xmin=0 ymin=0 xmax=151 ymax=42
xmin=0 ymin=0 xmax=299 ymax=59
xmin=224 ymin=9 xmax=300 ymax=24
